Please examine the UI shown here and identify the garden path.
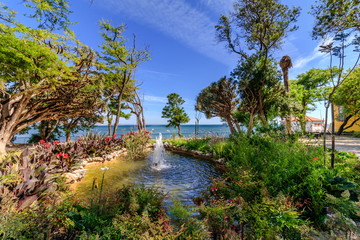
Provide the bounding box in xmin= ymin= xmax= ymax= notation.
xmin=304 ymin=135 xmax=360 ymax=159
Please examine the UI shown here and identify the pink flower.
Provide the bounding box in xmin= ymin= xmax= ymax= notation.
xmin=63 ymin=153 xmax=69 ymax=159
xmin=113 ymin=134 xmax=117 ymax=139
xmin=39 ymin=140 xmax=46 ymax=144
xmin=45 ymin=144 xmax=51 ymax=149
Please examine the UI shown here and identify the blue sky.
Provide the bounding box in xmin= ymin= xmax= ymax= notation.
xmin=7 ymin=0 xmax=359 ymax=125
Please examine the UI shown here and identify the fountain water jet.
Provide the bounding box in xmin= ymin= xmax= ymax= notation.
xmin=152 ymin=133 xmax=168 ymax=170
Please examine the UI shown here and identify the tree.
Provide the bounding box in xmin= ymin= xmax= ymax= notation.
xmin=311 ymin=0 xmax=359 ymax=40
xmin=99 ymin=21 xmax=150 ymax=136
xmin=126 ymin=90 xmax=146 ymax=132
xmin=292 ymin=69 xmax=330 ymax=133
xmin=332 ymin=66 xmax=360 ymax=135
xmin=0 ymin=13 xmax=102 ymax=154
xmin=215 ymin=0 xmax=300 ymax=126
xmin=162 ymin=93 xmax=190 ymax=137
xmin=61 ymin=115 xmax=103 ymax=142
xmin=231 ymin=55 xmax=285 ymax=134
xmin=195 ymin=77 xmax=240 ymax=134
xmin=311 ymin=0 xmax=360 ymax=167
xmin=280 ymin=56 xmax=293 ymax=134
xmin=21 ymin=0 xmax=72 ymax=31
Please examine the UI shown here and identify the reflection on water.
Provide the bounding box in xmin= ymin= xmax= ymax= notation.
xmin=73 ymin=151 xmax=221 ymax=206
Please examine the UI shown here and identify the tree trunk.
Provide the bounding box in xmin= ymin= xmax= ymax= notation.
xmin=323 ymin=102 xmax=329 ymax=165
xmin=112 ymin=93 xmax=123 ymax=136
xmin=247 ymin=113 xmax=255 ymax=135
xmin=0 ymin=132 xmax=12 ymax=155
xmin=337 ymin=115 xmax=360 ymax=135
xmin=226 ymin=117 xmax=236 ymax=134
xmin=331 ymin=103 xmax=335 ymax=168
xmin=285 ymin=117 xmax=292 ymax=135
xmin=300 ymin=107 xmax=307 ymax=134
xmin=66 ymin=131 xmax=71 ymax=142
xmin=177 ymin=125 xmax=181 ymax=137
xmin=107 ymin=115 xmax=112 ymax=136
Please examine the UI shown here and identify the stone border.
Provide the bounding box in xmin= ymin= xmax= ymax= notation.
xmin=163 ymin=142 xmax=226 ymax=165
xmin=64 ymin=148 xmax=127 ymax=184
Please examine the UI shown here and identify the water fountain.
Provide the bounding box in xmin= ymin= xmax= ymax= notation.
xmin=152 ymin=133 xmax=168 ymax=170
xmin=75 ymin=132 xmax=221 ymax=206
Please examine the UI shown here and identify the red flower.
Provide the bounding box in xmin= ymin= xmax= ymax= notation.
xmin=53 ymin=140 xmax=60 ymax=144
xmin=56 ymin=153 xmax=63 ymax=158
xmin=105 ymin=137 xmax=111 ymax=141
xmin=77 ymin=138 xmax=81 ymax=141
xmin=312 ymin=157 xmax=319 ymax=162
xmin=45 ymin=144 xmax=51 ymax=149
xmin=39 ymin=140 xmax=46 ymax=143
xmin=63 ymin=153 xmax=69 ymax=159
xmin=113 ymin=134 xmax=117 ymax=139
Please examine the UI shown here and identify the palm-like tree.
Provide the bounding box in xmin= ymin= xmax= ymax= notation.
xmin=280 ymin=55 xmax=293 ymax=134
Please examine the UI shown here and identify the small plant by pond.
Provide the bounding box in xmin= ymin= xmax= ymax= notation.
xmin=122 ymin=130 xmax=151 ymax=160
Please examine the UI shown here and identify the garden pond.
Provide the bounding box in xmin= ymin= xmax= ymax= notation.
xmin=73 ymin=150 xmax=222 ymax=206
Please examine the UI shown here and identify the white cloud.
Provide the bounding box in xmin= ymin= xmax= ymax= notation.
xmin=293 ymin=39 xmax=331 ymax=69
xmin=144 ymin=95 xmax=167 ymax=103
xmin=99 ymin=0 xmax=236 ymax=66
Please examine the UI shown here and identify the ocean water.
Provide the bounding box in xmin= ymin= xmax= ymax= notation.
xmin=13 ymin=124 xmax=230 ymax=143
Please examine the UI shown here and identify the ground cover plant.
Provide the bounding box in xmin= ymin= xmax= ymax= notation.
xmin=166 ymin=135 xmax=360 ymax=239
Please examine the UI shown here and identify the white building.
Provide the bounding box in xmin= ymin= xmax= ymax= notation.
xmin=281 ymin=116 xmax=324 ymax=133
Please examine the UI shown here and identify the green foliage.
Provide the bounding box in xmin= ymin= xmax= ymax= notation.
xmin=216 ymin=0 xmax=300 ymax=58
xmin=311 ymin=0 xmax=359 ymax=39
xmin=67 ymin=184 xmax=185 ymax=239
xmin=195 ymin=77 xmax=239 ymax=134
xmin=170 ymin=136 xmax=359 ymax=237
xmin=291 ymin=68 xmax=331 ymax=133
xmin=98 ymin=20 xmax=150 ymax=136
xmin=162 ymin=93 xmax=190 ymax=136
xmin=22 ymin=0 xmax=71 ymax=31
xmin=122 ymin=131 xmax=151 ymax=160
xmin=231 ymin=55 xmax=286 ymax=132
xmin=169 ymin=200 xmax=209 ymax=239
xmin=353 ymin=131 xmax=360 ymax=138
xmin=0 ymin=13 xmax=102 ymax=154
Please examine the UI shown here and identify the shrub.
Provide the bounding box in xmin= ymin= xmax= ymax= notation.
xmin=122 ymin=131 xmax=151 ymax=160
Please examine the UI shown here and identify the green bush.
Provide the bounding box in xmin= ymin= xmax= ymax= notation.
xmin=122 ymin=131 xmax=151 ymax=160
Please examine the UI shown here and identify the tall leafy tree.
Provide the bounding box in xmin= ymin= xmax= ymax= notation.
xmin=162 ymin=93 xmax=190 ymax=137
xmin=195 ymin=77 xmax=240 ymax=134
xmin=311 ymin=0 xmax=359 ymax=39
xmin=291 ymin=69 xmax=330 ymax=133
xmin=126 ymin=90 xmax=146 ymax=132
xmin=99 ymin=21 xmax=150 ymax=136
xmin=311 ymin=0 xmax=360 ymax=167
xmin=0 ymin=10 xmax=102 ymax=154
xmin=231 ymin=55 xmax=285 ymax=134
xmin=215 ymin=0 xmax=300 ymax=126
xmin=215 ymin=0 xmax=300 ymax=59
